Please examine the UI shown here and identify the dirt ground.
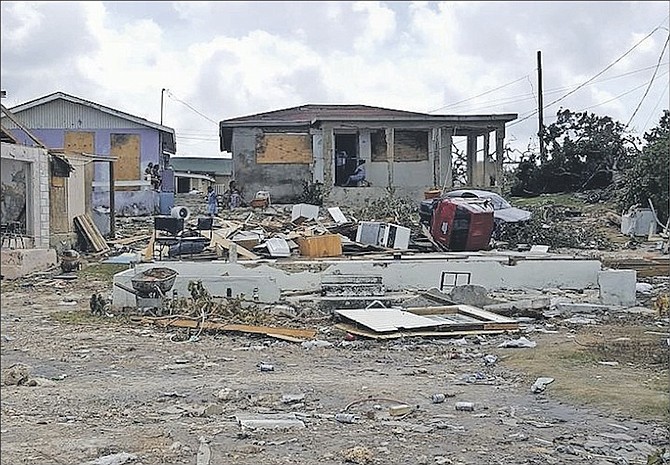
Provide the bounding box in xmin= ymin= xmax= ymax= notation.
xmin=1 ymin=193 xmax=669 ymax=465
xmin=1 ymin=265 xmax=668 ymax=465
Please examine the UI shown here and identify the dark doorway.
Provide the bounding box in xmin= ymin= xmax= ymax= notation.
xmin=335 ymin=133 xmax=358 ymax=186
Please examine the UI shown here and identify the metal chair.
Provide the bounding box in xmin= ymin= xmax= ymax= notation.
xmin=153 ymin=216 xmax=184 ymax=260
xmin=179 ymin=217 xmax=214 ymax=258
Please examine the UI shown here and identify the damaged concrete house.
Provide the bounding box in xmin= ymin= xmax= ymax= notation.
xmin=1 ymin=92 xmax=178 ymax=223
xmin=219 ymin=104 xmax=517 ymax=205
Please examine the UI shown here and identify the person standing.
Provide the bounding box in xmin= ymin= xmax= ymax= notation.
xmin=206 ymin=185 xmax=218 ymax=217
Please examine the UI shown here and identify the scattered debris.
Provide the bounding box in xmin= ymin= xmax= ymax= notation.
xmin=531 ymin=377 xmax=555 ymax=393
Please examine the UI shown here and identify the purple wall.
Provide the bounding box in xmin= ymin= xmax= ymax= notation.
xmin=10 ymin=127 xmax=161 ymax=182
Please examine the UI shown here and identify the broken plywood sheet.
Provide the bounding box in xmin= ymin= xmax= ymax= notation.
xmin=134 ymin=317 xmax=317 ymax=342
xmin=335 ymin=304 xmax=519 ymax=335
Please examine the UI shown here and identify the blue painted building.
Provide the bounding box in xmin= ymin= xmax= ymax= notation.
xmin=1 ymin=92 xmax=177 ymax=216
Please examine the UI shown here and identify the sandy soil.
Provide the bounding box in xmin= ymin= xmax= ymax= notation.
xmin=1 ymin=268 xmax=668 ymax=465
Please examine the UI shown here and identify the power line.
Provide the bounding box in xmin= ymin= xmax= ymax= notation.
xmin=625 ymin=33 xmax=670 ymax=128
xmin=166 ymin=90 xmax=218 ymax=125
xmin=439 ymin=62 xmax=669 ymax=114
xmin=427 ymin=75 xmax=529 ymax=113
xmin=578 ymin=71 xmax=669 ymax=112
xmin=543 ymin=26 xmax=665 ymax=111
xmin=509 ymin=23 xmax=667 ymax=128
xmin=641 ymin=82 xmax=668 ymax=131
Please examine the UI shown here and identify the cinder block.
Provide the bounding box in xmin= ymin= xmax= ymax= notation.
xmin=598 ymin=270 xmax=636 ymax=306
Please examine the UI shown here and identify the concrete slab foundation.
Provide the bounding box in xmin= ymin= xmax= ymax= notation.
xmin=1 ymin=248 xmax=57 ymax=280
xmin=112 ymin=253 xmax=603 ymax=310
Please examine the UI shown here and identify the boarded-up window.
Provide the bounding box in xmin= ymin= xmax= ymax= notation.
xmin=394 ymin=130 xmax=429 ymax=162
xmin=371 ymin=130 xmax=388 ymax=162
xmin=111 ymin=134 xmax=141 ymax=181
xmin=256 ymin=133 xmax=312 ymax=164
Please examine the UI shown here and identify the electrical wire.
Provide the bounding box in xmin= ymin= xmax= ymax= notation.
xmin=427 ymin=75 xmax=529 ymax=113
xmin=508 ymin=23 xmax=668 ymax=128
xmin=625 ymin=33 xmax=670 ymax=128
xmin=166 ymin=90 xmax=218 ymax=125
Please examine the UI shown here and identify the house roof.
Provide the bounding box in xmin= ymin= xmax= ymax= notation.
xmin=169 ymin=156 xmax=232 ymax=176
xmin=219 ymin=104 xmax=518 ymax=152
xmin=6 ymin=91 xmax=175 ymax=135
xmin=219 ymin=104 xmax=518 ymax=125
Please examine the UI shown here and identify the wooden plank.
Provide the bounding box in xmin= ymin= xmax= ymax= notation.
xmin=74 ymin=214 xmax=109 ymax=252
xmin=136 ymin=317 xmax=317 ymax=341
xmin=455 ymin=304 xmax=519 ymax=323
xmin=210 ymin=230 xmax=260 ymax=260
xmin=109 ymin=234 xmax=151 ymax=245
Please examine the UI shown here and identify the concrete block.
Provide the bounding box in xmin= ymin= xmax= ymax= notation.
xmin=598 ymin=270 xmax=636 ymax=306
xmin=0 ymin=248 xmax=57 ymax=280
xmin=554 ymin=302 xmax=613 ymax=316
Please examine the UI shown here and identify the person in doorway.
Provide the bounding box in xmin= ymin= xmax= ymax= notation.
xmin=151 ymin=163 xmax=161 ymax=191
xmin=206 ymin=185 xmax=218 ymax=216
xmin=344 ymin=160 xmax=366 ymax=187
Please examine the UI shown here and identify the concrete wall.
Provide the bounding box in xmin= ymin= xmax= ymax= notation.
xmin=0 ymin=248 xmax=57 ymax=280
xmin=112 ymin=254 xmax=602 ymax=309
xmin=232 ymin=125 xmax=440 ymax=206
xmin=93 ymin=189 xmax=158 ymax=216
xmin=233 ymin=128 xmax=312 ymax=203
xmin=1 ymin=143 xmax=50 ymax=248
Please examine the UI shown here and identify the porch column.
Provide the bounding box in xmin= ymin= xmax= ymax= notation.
xmin=495 ymin=125 xmax=505 ymax=187
xmin=466 ymin=134 xmax=477 ymax=186
xmin=439 ymin=128 xmax=452 ymax=189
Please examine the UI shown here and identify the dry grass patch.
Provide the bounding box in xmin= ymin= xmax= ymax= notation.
xmin=498 ymin=325 xmax=669 ymax=422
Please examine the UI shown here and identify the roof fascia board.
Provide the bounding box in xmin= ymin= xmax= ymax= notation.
xmin=9 ymin=92 xmax=175 ymax=135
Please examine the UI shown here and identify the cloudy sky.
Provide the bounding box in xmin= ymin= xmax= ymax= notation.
xmin=1 ymin=1 xmax=668 ymax=159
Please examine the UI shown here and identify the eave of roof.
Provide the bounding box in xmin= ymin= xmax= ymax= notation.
xmin=219 ymin=104 xmax=517 ymax=128
xmin=8 ymin=91 xmax=175 ymax=135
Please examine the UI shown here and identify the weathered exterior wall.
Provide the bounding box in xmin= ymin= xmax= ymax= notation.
xmin=233 ymin=128 xmax=312 ymax=203
xmin=92 ymin=189 xmax=158 ymax=216
xmin=112 ymin=255 xmax=602 ymax=309
xmin=1 ymin=143 xmax=50 ymax=248
xmin=0 ymin=248 xmax=57 ymax=279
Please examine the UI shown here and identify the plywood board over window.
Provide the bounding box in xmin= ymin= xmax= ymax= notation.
xmin=64 ymin=131 xmax=94 ymax=213
xmin=394 ymin=130 xmax=429 ymax=162
xmin=111 ymin=134 xmax=140 ymax=181
xmin=257 ymin=133 xmax=312 ymax=164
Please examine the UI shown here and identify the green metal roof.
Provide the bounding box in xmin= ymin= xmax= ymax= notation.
xmin=169 ymin=156 xmax=232 ymax=176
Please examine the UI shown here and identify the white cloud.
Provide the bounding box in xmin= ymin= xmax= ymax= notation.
xmin=1 ymin=1 xmax=668 ymax=158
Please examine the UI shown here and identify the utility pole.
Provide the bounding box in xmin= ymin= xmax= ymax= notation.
xmin=537 ymin=51 xmax=545 ymax=160
xmin=160 ymin=88 xmax=166 ymax=125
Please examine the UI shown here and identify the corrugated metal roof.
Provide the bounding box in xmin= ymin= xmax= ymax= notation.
xmin=3 ymin=92 xmax=175 ymax=135
xmin=169 ymin=157 xmax=232 ymax=175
